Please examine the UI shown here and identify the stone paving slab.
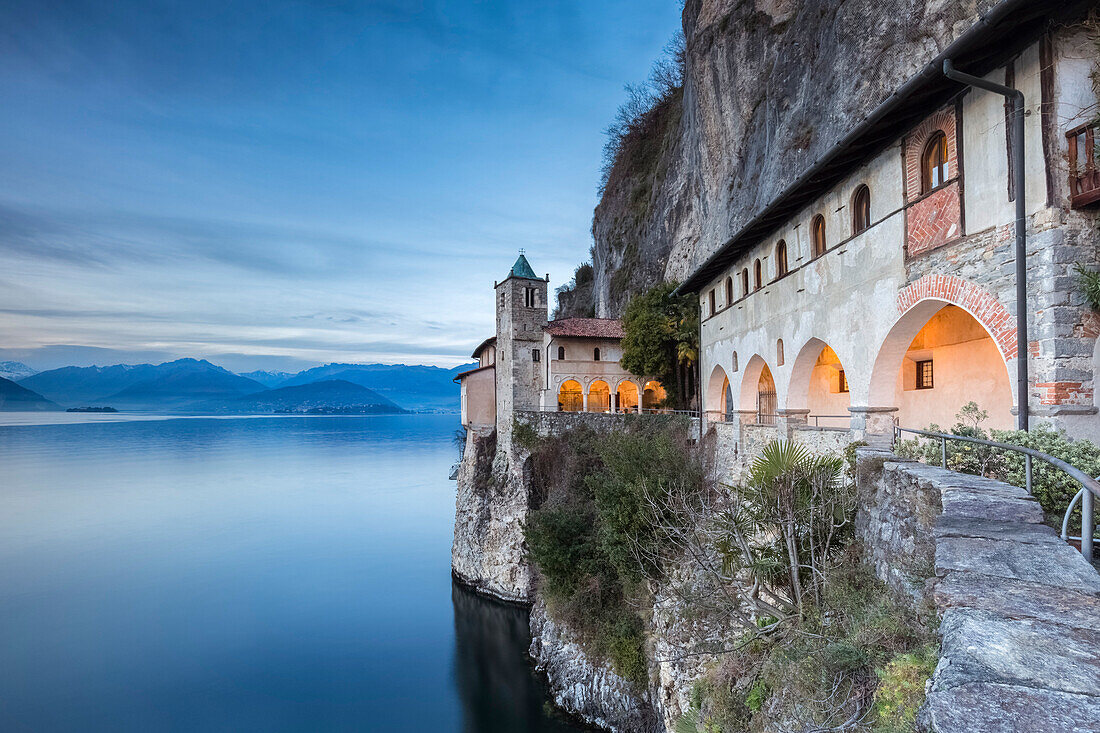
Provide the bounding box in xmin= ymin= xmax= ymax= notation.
xmin=903 ymin=460 xmax=1100 ymax=732
xmin=936 ymin=535 xmax=1100 ymax=591
xmin=934 ymin=572 xmax=1100 ymax=628
xmin=939 ymin=489 xmax=1045 ymax=523
xmin=934 ymin=515 xmax=1062 ymax=544
xmin=925 ymin=681 xmax=1100 ymax=733
xmin=935 ymin=608 xmax=1100 ymax=697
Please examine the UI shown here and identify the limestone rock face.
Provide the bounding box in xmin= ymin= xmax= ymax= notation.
xmin=450 ymin=430 xmax=532 ymax=603
xmin=590 ymin=0 xmax=995 ymax=317
xmin=529 ymin=597 xmax=660 ymax=733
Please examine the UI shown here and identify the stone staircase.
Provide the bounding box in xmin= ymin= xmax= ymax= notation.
xmin=912 ymin=465 xmax=1100 ymax=732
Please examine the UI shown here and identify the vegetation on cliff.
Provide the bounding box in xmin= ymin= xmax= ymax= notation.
xmin=555 ymin=33 xmax=685 ymax=319
xmin=522 ymin=422 xmax=938 ymax=729
xmin=619 ymin=282 xmax=699 ymax=410
xmin=522 ymin=417 xmax=704 ymax=686
xmin=668 ymin=442 xmax=937 ymax=732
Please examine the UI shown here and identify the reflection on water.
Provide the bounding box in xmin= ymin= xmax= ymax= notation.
xmin=0 ymin=413 xmax=585 ymax=732
xmin=452 ymin=582 xmax=585 ymax=733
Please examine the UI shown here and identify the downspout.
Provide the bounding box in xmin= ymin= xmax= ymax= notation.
xmin=943 ymin=59 xmax=1028 ymax=432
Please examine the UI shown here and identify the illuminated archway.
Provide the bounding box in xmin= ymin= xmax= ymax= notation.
xmin=616 ymin=381 xmax=639 ymax=413
xmin=869 ymin=303 xmax=1013 ymax=429
xmin=642 ymin=381 xmax=666 ymax=411
xmin=787 ymin=339 xmax=850 ymax=427
xmin=588 ymin=380 xmax=611 ymax=413
xmin=558 ymin=379 xmax=583 ymax=412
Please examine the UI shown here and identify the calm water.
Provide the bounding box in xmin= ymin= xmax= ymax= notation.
xmin=0 ymin=413 xmax=583 ymax=732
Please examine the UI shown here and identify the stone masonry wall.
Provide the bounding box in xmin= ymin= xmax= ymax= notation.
xmin=856 ymin=449 xmax=1100 ymax=731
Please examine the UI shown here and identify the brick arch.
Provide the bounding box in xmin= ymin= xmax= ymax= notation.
xmin=867 ymin=275 xmax=1017 ymax=408
xmin=896 ymin=275 xmax=1017 ymax=360
xmin=904 ymin=107 xmax=957 ymax=201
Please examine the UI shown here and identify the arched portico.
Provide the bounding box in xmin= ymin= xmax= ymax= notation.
xmin=786 ymin=339 xmax=851 ymax=426
xmin=558 ymin=379 xmax=583 ymax=412
xmin=588 ymin=380 xmax=611 ymax=413
xmin=868 ymin=297 xmax=1015 ymax=430
xmin=706 ymin=364 xmax=733 ymax=420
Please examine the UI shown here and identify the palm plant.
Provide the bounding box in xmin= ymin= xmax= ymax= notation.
xmin=719 ymin=440 xmax=850 ymax=619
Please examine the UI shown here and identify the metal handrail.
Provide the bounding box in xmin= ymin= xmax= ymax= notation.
xmin=808 ymin=414 xmax=852 ymax=427
xmin=894 ymin=425 xmax=1099 ymax=562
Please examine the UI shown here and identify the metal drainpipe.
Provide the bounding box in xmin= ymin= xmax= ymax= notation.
xmin=943 ymin=59 xmax=1028 ymax=432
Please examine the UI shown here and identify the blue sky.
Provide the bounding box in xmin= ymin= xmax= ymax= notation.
xmin=0 ymin=0 xmax=682 ymax=373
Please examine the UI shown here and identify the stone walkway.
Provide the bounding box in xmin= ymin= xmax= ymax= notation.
xmin=913 ymin=465 xmax=1100 ymax=732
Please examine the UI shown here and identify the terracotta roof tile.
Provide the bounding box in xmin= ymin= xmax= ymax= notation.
xmin=544 ymin=318 xmax=624 ymax=339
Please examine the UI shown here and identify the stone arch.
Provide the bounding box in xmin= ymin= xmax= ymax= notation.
xmin=706 ymin=364 xmax=731 ymax=417
xmin=558 ymin=379 xmax=583 ymax=412
xmin=588 ymin=380 xmax=610 ymax=412
xmin=786 ymin=338 xmax=851 ymax=422
xmin=615 ymin=379 xmax=640 ymax=413
xmin=642 ymin=380 xmax=667 ymax=411
xmin=738 ymin=354 xmax=776 ymax=412
xmin=868 ymin=278 xmax=1016 ymax=428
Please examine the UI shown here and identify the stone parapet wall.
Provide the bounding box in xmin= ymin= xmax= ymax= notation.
xmin=856 ymin=450 xmax=1100 ymax=731
xmin=516 ymin=410 xmax=701 ymax=441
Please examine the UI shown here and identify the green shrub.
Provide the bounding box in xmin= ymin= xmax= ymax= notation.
xmin=871 ymin=644 xmax=939 ymax=732
xmin=690 ymin=551 xmax=935 ymax=732
xmin=899 ymin=403 xmax=1100 ymax=533
xmin=524 ymin=419 xmax=704 ymax=689
xmin=991 ymin=424 xmax=1100 ymax=533
xmin=744 ymin=679 xmax=769 ymax=712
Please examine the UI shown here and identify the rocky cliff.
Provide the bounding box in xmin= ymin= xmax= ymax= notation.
xmin=451 ymin=429 xmax=533 ymax=603
xmin=571 ymin=0 xmax=1001 ymax=318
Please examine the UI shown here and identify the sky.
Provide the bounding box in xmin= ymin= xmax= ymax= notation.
xmin=0 ymin=0 xmax=683 ymax=373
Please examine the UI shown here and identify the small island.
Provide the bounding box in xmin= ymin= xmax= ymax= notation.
xmin=66 ymin=406 xmax=119 ymax=413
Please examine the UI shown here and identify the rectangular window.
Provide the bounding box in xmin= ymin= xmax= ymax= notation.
xmin=532 ymin=349 xmax=540 ymax=362
xmin=916 ymin=360 xmax=934 ymax=390
xmin=838 ymin=370 xmax=849 ymax=393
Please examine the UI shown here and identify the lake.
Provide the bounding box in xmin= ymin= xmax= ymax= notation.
xmin=0 ymin=413 xmax=584 ymax=732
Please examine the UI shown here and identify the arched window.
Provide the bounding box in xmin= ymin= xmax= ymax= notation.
xmin=741 ymin=269 xmax=749 ymax=296
xmin=731 ymin=351 xmax=738 ymax=372
xmin=775 ymin=240 xmax=788 ymax=278
xmin=811 ymin=215 xmax=827 ymax=258
xmin=777 ymin=339 xmax=785 ymax=366
xmin=593 ymin=347 xmax=601 ymax=361
xmin=557 ymin=346 xmax=565 ymax=360
xmin=753 ymin=259 xmax=762 ymax=290
xmin=708 ymin=289 xmax=716 ymax=316
xmin=851 ymin=185 xmax=871 ymax=234
xmin=922 ymin=131 xmax=949 ymax=193
xmin=725 ymin=276 xmax=733 ymax=305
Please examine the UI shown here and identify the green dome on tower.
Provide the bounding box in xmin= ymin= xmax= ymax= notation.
xmin=508 ymin=253 xmax=539 ymax=280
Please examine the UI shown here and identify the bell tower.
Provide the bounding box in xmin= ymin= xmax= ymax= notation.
xmin=494 ymin=252 xmax=548 ymax=435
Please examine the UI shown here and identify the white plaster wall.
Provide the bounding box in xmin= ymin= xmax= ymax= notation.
xmin=807 ymin=363 xmax=851 ymax=422
xmin=962 ymin=44 xmax=1047 ymax=234
xmin=892 ymin=335 xmax=1014 ymax=431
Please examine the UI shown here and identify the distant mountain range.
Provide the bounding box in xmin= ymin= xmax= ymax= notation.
xmin=0 ymin=361 xmax=36 ymax=381
xmin=238 ymin=370 xmax=295 ymax=388
xmin=205 ymin=379 xmax=405 ymax=414
xmin=277 ymin=363 xmax=472 ymax=411
xmin=0 ymin=377 xmax=59 ymax=411
xmin=19 ymin=359 xmax=264 ymax=409
xmin=8 ymin=358 xmax=474 ymax=413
